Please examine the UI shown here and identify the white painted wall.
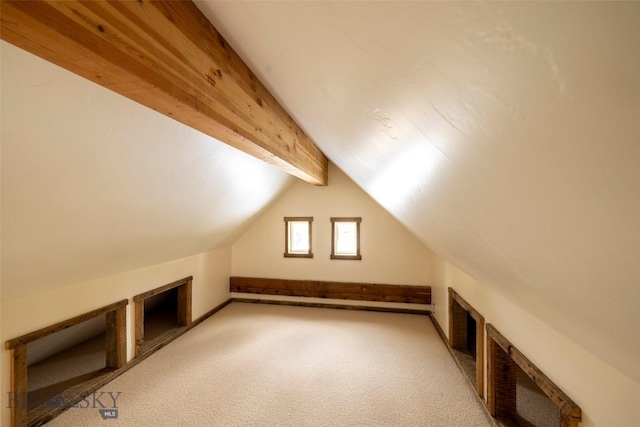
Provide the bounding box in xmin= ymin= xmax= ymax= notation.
xmin=0 ymin=247 xmax=231 ymax=427
xmin=200 ymin=1 xmax=640 ymax=386
xmin=1 ymin=41 xmax=293 ymax=301
xmin=232 ymin=164 xmax=432 ymax=288
xmin=431 ymin=254 xmax=640 ymax=427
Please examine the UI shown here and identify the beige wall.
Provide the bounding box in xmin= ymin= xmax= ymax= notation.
xmin=232 ymin=164 xmax=432 ymax=289
xmin=0 ymin=247 xmax=231 ymax=426
xmin=5 ymin=159 xmax=637 ymax=426
xmin=1 ymin=41 xmax=294 ymax=302
xmin=431 ymin=254 xmax=640 ymax=427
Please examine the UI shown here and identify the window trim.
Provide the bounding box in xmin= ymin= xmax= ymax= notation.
xmin=284 ymin=216 xmax=313 ymax=258
xmin=5 ymin=299 xmax=128 ymax=426
xmin=330 ymin=217 xmax=362 ymax=260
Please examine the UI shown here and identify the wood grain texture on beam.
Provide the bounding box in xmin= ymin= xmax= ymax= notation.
xmin=230 ymin=277 xmax=431 ymax=304
xmin=0 ymin=0 xmax=328 ymax=185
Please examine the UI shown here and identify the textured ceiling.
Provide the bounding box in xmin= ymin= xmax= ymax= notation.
xmin=194 ymin=1 xmax=640 ymax=383
xmin=0 ymin=41 xmax=294 ymax=299
xmin=1 ymin=0 xmax=639 ymax=387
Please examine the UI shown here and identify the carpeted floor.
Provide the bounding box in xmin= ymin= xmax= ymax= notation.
xmin=45 ymin=302 xmax=493 ymax=426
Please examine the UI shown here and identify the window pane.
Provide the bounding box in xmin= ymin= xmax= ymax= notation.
xmin=289 ymin=221 xmax=310 ymax=253
xmin=335 ymin=222 xmax=357 ymax=255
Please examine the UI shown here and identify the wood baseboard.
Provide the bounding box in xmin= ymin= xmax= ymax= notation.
xmin=230 ymin=277 xmax=431 ymax=304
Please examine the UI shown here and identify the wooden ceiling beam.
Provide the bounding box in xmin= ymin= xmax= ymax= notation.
xmin=0 ymin=0 xmax=328 ymax=185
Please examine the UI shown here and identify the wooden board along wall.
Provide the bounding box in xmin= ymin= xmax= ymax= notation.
xmin=448 ymin=287 xmax=485 ymax=398
xmin=133 ymin=276 xmax=193 ymax=358
xmin=486 ymin=324 xmax=582 ymax=427
xmin=230 ymin=277 xmax=431 ymax=305
xmin=5 ymin=299 xmax=128 ymax=427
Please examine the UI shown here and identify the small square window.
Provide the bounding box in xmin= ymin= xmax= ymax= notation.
xmin=284 ymin=217 xmax=313 ymax=258
xmin=331 ymin=217 xmax=361 ymax=260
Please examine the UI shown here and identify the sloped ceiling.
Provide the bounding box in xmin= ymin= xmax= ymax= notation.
xmin=0 ymin=41 xmax=294 ymax=299
xmin=195 ymin=1 xmax=640 ymax=383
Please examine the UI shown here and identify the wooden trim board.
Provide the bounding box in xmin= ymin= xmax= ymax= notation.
xmin=132 ymin=276 xmax=193 ymax=303
xmin=9 ymin=346 xmax=28 ymax=427
xmin=486 ymin=324 xmax=581 ymax=426
xmin=5 ymin=299 xmax=128 ymax=427
xmin=5 ymin=299 xmax=128 ymax=349
xmin=448 ymin=287 xmax=483 ymax=322
xmin=105 ymin=305 xmax=127 ymax=369
xmin=7 ymin=298 xmax=232 ymax=427
xmin=230 ymin=277 xmax=431 ymax=304
xmin=133 ymin=276 xmax=193 ymax=358
xmin=448 ymin=287 xmax=485 ymax=398
xmin=429 ymin=314 xmax=498 ymax=427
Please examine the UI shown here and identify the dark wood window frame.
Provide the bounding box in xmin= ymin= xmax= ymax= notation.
xmin=284 ymin=217 xmax=313 ymax=258
xmin=487 ymin=324 xmax=582 ymax=427
xmin=330 ymin=217 xmax=362 ymax=260
xmin=5 ymin=299 xmax=127 ymax=427
xmin=448 ymin=287 xmax=485 ymax=398
xmin=133 ymin=276 xmax=192 ymax=358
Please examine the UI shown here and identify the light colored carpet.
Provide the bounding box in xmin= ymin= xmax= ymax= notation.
xmin=45 ymin=303 xmax=492 ymax=426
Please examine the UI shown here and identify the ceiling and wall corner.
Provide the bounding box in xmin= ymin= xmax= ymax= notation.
xmin=232 ymin=162 xmax=433 ymax=287
xmin=0 ymin=0 xmax=638 ymax=410
xmin=0 ymin=40 xmax=295 ymax=300
xmin=195 ymin=1 xmax=640 ymax=385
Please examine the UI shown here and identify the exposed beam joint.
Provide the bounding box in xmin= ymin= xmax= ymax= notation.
xmin=0 ymin=0 xmax=328 ymax=185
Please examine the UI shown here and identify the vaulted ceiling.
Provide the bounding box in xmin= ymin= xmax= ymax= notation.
xmin=194 ymin=1 xmax=640 ymax=384
xmin=2 ymin=1 xmax=639 ymax=386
